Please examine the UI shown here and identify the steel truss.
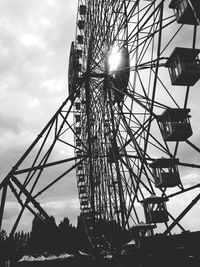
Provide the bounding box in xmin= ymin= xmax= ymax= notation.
xmin=1 ymin=0 xmax=200 ymax=255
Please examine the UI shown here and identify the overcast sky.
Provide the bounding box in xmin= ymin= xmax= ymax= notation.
xmin=0 ymin=0 xmax=79 ymax=232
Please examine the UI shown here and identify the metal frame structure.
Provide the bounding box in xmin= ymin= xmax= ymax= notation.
xmin=1 ymin=0 xmax=200 ymax=256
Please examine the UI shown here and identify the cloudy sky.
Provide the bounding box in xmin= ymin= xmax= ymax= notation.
xmin=0 ymin=0 xmax=200 ymax=234
xmin=0 ymin=0 xmax=79 ymax=232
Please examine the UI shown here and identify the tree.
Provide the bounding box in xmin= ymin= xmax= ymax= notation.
xmin=58 ymin=217 xmax=78 ymax=253
xmin=0 ymin=229 xmax=7 ymax=243
xmin=30 ymin=214 xmax=57 ymax=253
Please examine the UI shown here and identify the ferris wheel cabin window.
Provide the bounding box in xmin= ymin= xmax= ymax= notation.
xmin=149 ymin=158 xmax=181 ymax=188
xmin=142 ymin=196 xmax=169 ymax=224
xmin=78 ymin=174 xmax=84 ymax=183
xmin=75 ymin=115 xmax=81 ymax=123
xmin=78 ymin=20 xmax=85 ymax=30
xmin=77 ymin=163 xmax=83 ymax=171
xmin=75 ymin=49 xmax=82 ymax=58
xmin=169 ymin=0 xmax=200 ymax=25
xmin=79 ymin=5 xmax=86 ymax=16
xmin=157 ymin=108 xmax=193 ymax=141
xmin=77 ymin=35 xmax=84 ymax=44
xmin=75 ymin=102 xmax=81 ymax=110
xmin=75 ymin=126 xmax=81 ymax=134
xmin=81 ymin=200 xmax=88 ymax=207
xmin=166 ymin=47 xmax=200 ymax=86
xmin=75 ymin=139 xmax=81 ymax=147
xmin=79 ymin=185 xmax=86 ymax=194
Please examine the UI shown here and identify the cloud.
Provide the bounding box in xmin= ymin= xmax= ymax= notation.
xmin=2 ymin=201 xmax=36 ymax=233
xmin=28 ymin=98 xmax=40 ymax=108
xmin=0 ymin=0 xmax=76 ymax=141
xmin=41 ymin=197 xmax=80 ymax=226
xmin=0 ymin=115 xmax=23 ymax=134
xmin=3 ymin=201 xmax=21 ymax=221
xmin=0 ymin=0 xmax=79 ymax=232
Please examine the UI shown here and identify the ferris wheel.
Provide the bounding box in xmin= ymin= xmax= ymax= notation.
xmin=69 ymin=0 xmax=200 ymax=249
xmin=1 ymin=0 xmax=200 ymax=256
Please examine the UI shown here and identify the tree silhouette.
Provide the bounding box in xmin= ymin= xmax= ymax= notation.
xmin=0 ymin=230 xmax=8 ymax=263
xmin=0 ymin=229 xmax=7 ymax=243
xmin=30 ymin=214 xmax=57 ymax=253
xmin=58 ymin=217 xmax=78 ymax=253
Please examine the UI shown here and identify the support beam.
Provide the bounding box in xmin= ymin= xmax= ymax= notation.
xmin=11 ymin=176 xmax=51 ymax=222
xmin=0 ymin=184 xmax=8 ymax=231
xmin=163 ymin=193 xmax=200 ymax=235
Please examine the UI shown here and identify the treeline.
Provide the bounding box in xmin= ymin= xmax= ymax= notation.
xmin=30 ymin=216 xmax=78 ymax=253
xmin=0 ymin=215 xmax=79 ymax=262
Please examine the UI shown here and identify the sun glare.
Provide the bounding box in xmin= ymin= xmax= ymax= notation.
xmin=108 ymin=46 xmax=121 ymax=72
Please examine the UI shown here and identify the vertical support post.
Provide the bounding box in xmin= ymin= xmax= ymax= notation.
xmin=0 ymin=184 xmax=8 ymax=231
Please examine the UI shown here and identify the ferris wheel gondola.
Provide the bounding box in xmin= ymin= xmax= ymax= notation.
xmin=0 ymin=0 xmax=200 ymax=258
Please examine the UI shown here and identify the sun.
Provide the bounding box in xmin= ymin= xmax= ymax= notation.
xmin=108 ymin=46 xmax=122 ymax=72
